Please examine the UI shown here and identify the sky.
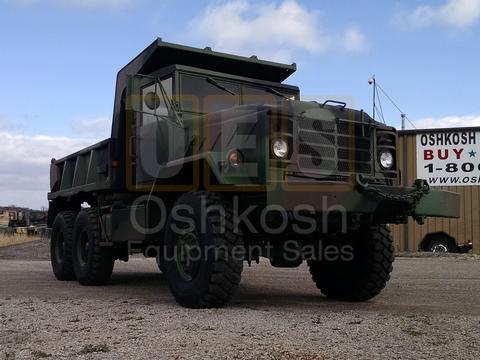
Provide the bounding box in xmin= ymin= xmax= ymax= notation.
xmin=0 ymin=0 xmax=480 ymax=208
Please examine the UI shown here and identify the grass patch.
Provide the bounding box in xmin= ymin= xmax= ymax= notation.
xmin=78 ymin=344 xmax=110 ymax=355
xmin=402 ymin=327 xmax=425 ymax=336
xmin=31 ymin=350 xmax=51 ymax=358
xmin=266 ymin=350 xmax=328 ymax=360
xmin=4 ymin=352 xmax=15 ymax=360
xmin=0 ymin=234 xmax=40 ymax=248
xmin=69 ymin=316 xmax=80 ymax=323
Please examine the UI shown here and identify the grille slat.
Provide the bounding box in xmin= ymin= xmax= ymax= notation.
xmin=297 ymin=118 xmax=373 ymax=175
xmin=300 ymin=118 xmax=336 ymax=132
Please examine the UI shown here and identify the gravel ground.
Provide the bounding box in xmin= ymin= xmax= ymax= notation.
xmin=0 ymin=242 xmax=480 ymax=359
xmin=1 ymin=296 xmax=479 ymax=360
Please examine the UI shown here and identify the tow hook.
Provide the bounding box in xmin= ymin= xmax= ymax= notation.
xmin=356 ymin=175 xmax=430 ymax=224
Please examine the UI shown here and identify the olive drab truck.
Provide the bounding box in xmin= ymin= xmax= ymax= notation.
xmin=48 ymin=39 xmax=460 ymax=308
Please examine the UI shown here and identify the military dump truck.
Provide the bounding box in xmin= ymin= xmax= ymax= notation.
xmin=48 ymin=39 xmax=460 ymax=308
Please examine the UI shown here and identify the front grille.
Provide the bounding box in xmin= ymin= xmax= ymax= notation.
xmin=297 ymin=117 xmax=373 ymax=175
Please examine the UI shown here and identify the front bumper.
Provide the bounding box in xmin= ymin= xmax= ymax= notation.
xmin=413 ymin=188 xmax=459 ymax=218
xmin=264 ymin=179 xmax=460 ymax=223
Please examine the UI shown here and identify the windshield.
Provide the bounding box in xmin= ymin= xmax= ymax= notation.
xmin=179 ymin=74 xmax=296 ymax=114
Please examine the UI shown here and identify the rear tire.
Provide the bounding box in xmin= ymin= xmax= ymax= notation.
xmin=308 ymin=225 xmax=394 ymax=302
xmin=72 ymin=208 xmax=115 ymax=286
xmin=50 ymin=211 xmax=77 ymax=281
xmin=163 ymin=192 xmax=243 ymax=308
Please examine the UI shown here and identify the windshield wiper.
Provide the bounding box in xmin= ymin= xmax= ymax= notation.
xmin=266 ymin=87 xmax=291 ymax=101
xmin=207 ymin=77 xmax=236 ymax=95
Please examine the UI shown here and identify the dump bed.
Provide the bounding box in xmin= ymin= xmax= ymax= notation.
xmin=48 ymin=139 xmax=111 ymax=200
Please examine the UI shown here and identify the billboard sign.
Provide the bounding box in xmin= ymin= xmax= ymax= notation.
xmin=416 ymin=130 xmax=480 ymax=186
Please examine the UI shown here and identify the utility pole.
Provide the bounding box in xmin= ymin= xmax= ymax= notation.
xmin=401 ymin=113 xmax=406 ymax=130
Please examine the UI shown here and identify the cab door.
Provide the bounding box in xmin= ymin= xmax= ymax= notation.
xmin=127 ymin=74 xmax=186 ymax=187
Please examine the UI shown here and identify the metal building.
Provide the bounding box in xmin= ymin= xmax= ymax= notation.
xmin=391 ymin=127 xmax=480 ymax=254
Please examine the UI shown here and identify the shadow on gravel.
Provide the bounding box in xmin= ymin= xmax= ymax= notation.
xmin=109 ymin=271 xmax=166 ymax=287
xmin=233 ymin=279 xmax=391 ymax=311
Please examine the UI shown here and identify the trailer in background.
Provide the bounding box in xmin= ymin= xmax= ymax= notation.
xmin=392 ymin=127 xmax=479 ymax=254
xmin=0 ymin=209 xmax=47 ymax=235
xmin=0 ymin=210 xmax=28 ymax=228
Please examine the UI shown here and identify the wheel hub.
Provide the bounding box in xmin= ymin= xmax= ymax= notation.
xmin=175 ymin=226 xmax=201 ymax=281
xmin=431 ymin=243 xmax=448 ymax=253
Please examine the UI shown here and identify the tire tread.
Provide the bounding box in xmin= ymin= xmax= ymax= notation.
xmin=167 ymin=191 xmax=243 ymax=308
xmin=51 ymin=211 xmax=77 ymax=281
xmin=73 ymin=208 xmax=114 ymax=286
xmin=308 ymin=225 xmax=394 ymax=302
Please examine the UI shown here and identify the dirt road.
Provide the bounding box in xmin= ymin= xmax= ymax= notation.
xmin=1 ymin=253 xmax=480 ymax=359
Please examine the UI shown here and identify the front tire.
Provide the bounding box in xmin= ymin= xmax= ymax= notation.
xmin=163 ymin=192 xmax=244 ymax=308
xmin=308 ymin=225 xmax=394 ymax=302
xmin=72 ymin=208 xmax=115 ymax=286
xmin=50 ymin=211 xmax=77 ymax=281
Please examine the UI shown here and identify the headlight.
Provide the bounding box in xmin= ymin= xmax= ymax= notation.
xmin=379 ymin=150 xmax=394 ymax=169
xmin=272 ymin=139 xmax=288 ymax=158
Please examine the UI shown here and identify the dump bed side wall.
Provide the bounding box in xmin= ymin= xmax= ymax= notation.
xmin=391 ymin=132 xmax=480 ymax=254
xmin=48 ymin=139 xmax=112 ymax=200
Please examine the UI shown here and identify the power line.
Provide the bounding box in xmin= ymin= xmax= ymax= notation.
xmin=375 ymin=82 xmax=417 ymax=129
xmin=375 ymin=86 xmax=386 ymax=124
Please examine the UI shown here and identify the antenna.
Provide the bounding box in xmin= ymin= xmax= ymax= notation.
xmin=369 ymin=76 xmax=417 ymax=129
xmin=368 ymin=75 xmax=376 ymax=121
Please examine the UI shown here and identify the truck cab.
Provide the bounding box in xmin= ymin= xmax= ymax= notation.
xmin=127 ymin=63 xmax=299 ymax=188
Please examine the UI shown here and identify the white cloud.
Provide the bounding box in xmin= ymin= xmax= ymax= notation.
xmin=4 ymin=0 xmax=136 ymax=9
xmin=190 ymin=0 xmax=367 ymax=62
xmin=411 ymin=115 xmax=480 ymax=129
xmin=0 ymin=131 xmax=99 ymax=209
xmin=70 ymin=116 xmax=111 ymax=138
xmin=341 ymin=26 xmax=368 ymax=52
xmin=397 ymin=0 xmax=480 ymax=29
